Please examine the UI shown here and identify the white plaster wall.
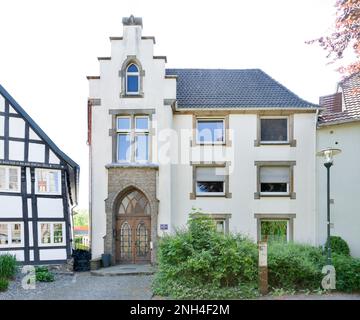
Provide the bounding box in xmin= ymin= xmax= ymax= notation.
xmin=0 ymin=95 xmax=5 ymax=112
xmin=0 ymin=196 xmax=23 ymax=218
xmin=26 ymin=168 xmax=31 ymax=194
xmin=28 ymin=143 xmax=45 ymax=163
xmin=29 ymin=128 xmax=41 ymax=140
xmin=29 ymin=222 xmax=33 ymax=246
xmin=49 ymin=150 xmax=60 ymax=164
xmin=317 ymin=122 xmax=360 ymax=257
xmin=9 ymin=117 xmax=25 ymax=138
xmin=0 ymin=140 xmax=4 ymax=159
xmin=0 ymin=250 xmax=24 ymax=262
xmin=0 ymin=115 xmax=4 ymax=136
xmin=9 ymin=141 xmax=24 ymax=161
xmin=27 ymin=199 xmax=32 ymax=218
xmin=172 ymin=113 xmax=317 ymax=244
xmin=89 ymin=23 xmax=176 ymax=259
xmin=39 ymin=248 xmax=67 ymax=261
xmin=37 ymin=198 xmax=64 ymax=218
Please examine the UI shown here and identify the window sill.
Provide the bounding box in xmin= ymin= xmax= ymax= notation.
xmin=254 ymin=140 xmax=297 ymax=147
xmin=120 ymin=93 xmax=144 ymax=98
xmin=191 ymin=141 xmax=232 ymax=147
xmin=190 ymin=192 xmax=232 ymax=199
xmin=254 ymin=192 xmax=296 ymax=199
xmin=106 ymin=162 xmax=159 ymax=169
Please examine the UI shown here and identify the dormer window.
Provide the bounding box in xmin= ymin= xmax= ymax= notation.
xmin=126 ymin=64 xmax=140 ymax=94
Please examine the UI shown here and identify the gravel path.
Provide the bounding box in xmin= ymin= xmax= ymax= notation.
xmin=0 ymin=272 xmax=154 ymax=300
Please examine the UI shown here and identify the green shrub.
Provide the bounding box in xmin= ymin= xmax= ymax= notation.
xmin=0 ymin=277 xmax=9 ymax=292
xmin=35 ymin=266 xmax=55 ymax=282
xmin=267 ymin=242 xmax=325 ymax=290
xmin=0 ymin=254 xmax=17 ymax=279
xmin=332 ymin=253 xmax=360 ymax=292
xmin=326 ymin=236 xmax=350 ymax=256
xmin=154 ymin=213 xmax=259 ymax=299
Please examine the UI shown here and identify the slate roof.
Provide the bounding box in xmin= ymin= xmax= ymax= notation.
xmin=0 ymin=84 xmax=80 ymax=205
xmin=165 ymin=68 xmax=318 ymax=109
xmin=319 ymin=73 xmax=360 ymax=125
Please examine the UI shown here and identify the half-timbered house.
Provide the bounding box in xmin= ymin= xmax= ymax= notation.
xmin=0 ymin=84 xmax=79 ymax=265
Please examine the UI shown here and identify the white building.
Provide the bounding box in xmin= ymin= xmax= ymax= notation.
xmin=0 ymin=84 xmax=79 ymax=264
xmin=317 ymin=73 xmax=360 ymax=257
xmin=87 ymin=16 xmax=319 ymax=265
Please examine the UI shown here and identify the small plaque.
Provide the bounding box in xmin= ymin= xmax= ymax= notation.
xmin=258 ymin=242 xmax=268 ymax=267
xmin=160 ymin=224 xmax=168 ymax=230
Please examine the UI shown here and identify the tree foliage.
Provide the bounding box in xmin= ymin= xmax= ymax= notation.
xmin=308 ymin=0 xmax=360 ymax=76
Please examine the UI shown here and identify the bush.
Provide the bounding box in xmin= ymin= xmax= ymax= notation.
xmin=332 ymin=253 xmax=360 ymax=292
xmin=0 ymin=254 xmax=17 ymax=279
xmin=154 ymin=213 xmax=259 ymax=299
xmin=267 ymin=242 xmax=325 ymax=290
xmin=0 ymin=277 xmax=9 ymax=292
xmin=326 ymin=236 xmax=350 ymax=256
xmin=35 ymin=266 xmax=55 ymax=282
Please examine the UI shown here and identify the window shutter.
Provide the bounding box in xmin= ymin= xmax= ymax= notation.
xmin=260 ymin=166 xmax=290 ymax=183
xmin=196 ymin=167 xmax=226 ymax=182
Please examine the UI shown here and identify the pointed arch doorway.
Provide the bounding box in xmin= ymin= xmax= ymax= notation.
xmin=115 ymin=189 xmax=151 ymax=264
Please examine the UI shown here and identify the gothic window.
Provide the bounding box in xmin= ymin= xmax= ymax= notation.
xmin=126 ymin=64 xmax=140 ymax=94
xmin=120 ymin=222 xmax=132 ymax=259
xmin=118 ymin=190 xmax=150 ymax=215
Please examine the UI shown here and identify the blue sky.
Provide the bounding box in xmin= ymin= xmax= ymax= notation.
xmin=0 ymin=0 xmax=343 ymax=208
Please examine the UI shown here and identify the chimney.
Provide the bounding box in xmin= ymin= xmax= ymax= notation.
xmin=319 ymin=92 xmax=343 ymax=114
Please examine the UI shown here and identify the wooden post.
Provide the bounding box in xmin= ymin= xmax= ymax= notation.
xmin=258 ymin=241 xmax=268 ymax=295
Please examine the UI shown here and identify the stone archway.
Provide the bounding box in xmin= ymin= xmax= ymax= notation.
xmin=104 ymin=166 xmax=158 ymax=265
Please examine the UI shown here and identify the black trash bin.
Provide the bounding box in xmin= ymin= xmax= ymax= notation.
xmin=101 ymin=254 xmax=111 ymax=268
xmin=73 ymin=249 xmax=91 ymax=272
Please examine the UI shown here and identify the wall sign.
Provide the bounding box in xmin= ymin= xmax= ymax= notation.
xmin=160 ymin=224 xmax=168 ymax=230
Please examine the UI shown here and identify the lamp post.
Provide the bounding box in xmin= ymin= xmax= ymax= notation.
xmin=316 ymin=148 xmax=341 ymax=265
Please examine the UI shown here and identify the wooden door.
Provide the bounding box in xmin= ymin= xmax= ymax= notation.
xmin=116 ymin=216 xmax=151 ymax=264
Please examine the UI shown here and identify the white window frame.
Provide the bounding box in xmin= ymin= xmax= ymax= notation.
xmin=125 ymin=63 xmax=140 ymax=95
xmin=35 ymin=169 xmax=61 ymax=195
xmin=260 ymin=116 xmax=289 ymax=144
xmin=195 ymin=167 xmax=226 ymax=196
xmin=0 ymin=222 xmax=24 ymax=248
xmin=259 ymin=166 xmax=290 ymax=196
xmin=196 ymin=118 xmax=225 ymax=145
xmin=135 ymin=116 xmax=149 ymax=162
xmin=0 ymin=166 xmax=21 ymax=193
xmin=117 ymin=116 xmax=132 ymax=162
xmin=38 ymin=222 xmax=66 ymax=247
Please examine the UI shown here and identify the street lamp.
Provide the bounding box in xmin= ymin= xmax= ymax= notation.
xmin=316 ymin=148 xmax=341 ymax=265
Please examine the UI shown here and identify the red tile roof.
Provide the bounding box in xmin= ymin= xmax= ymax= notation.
xmin=319 ymin=73 xmax=360 ymax=125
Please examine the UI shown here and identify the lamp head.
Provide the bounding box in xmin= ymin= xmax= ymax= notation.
xmin=316 ymin=148 xmax=341 ymax=164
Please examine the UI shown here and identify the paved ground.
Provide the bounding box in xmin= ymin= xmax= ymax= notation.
xmin=0 ymin=272 xmax=154 ymax=300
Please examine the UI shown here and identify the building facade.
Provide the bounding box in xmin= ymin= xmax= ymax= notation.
xmin=317 ymin=73 xmax=360 ymax=257
xmin=88 ymin=16 xmax=319 ymax=265
xmin=0 ymin=85 xmax=79 ymax=264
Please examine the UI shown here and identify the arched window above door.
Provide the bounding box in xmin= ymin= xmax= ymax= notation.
xmin=118 ymin=189 xmax=150 ymax=215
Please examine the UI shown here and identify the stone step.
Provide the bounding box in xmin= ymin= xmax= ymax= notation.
xmin=90 ymin=264 xmax=156 ymax=276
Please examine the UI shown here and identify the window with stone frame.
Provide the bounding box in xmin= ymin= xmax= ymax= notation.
xmin=260 ymin=117 xmax=289 ymax=143
xmin=116 ymin=115 xmax=150 ymax=162
xmin=196 ymin=166 xmax=226 ymax=196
